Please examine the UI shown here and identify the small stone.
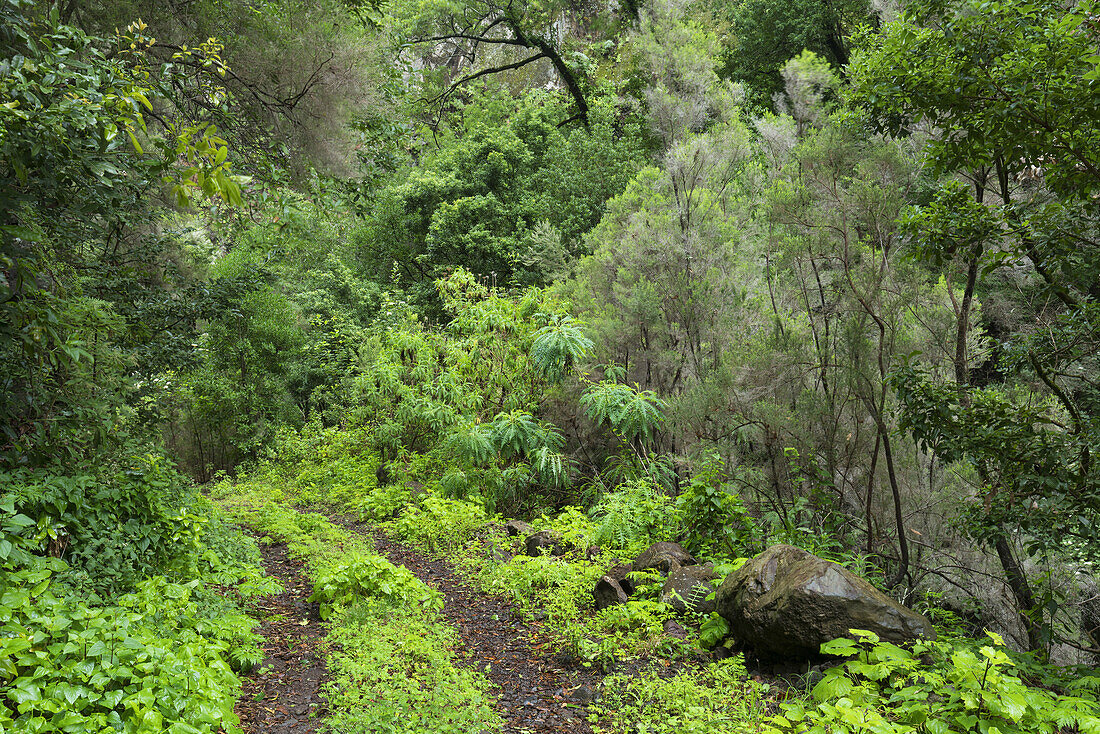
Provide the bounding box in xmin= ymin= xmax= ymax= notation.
xmin=505 ymin=519 xmax=534 ymax=537
xmin=569 ymin=684 xmax=600 ymax=704
xmin=525 ymin=529 xmax=570 ymax=556
xmin=663 ymin=619 xmax=688 ymax=639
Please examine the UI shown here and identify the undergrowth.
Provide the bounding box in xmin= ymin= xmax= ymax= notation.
xmin=322 ymin=600 xmax=501 ymax=734
xmin=213 ymin=476 xmax=504 ymax=733
xmin=590 ymin=657 xmax=771 ymax=733
xmin=218 ymin=423 xmax=1100 ymax=734
xmin=771 ymin=630 xmax=1100 ymax=734
xmin=1 ymin=480 xmax=276 ymax=733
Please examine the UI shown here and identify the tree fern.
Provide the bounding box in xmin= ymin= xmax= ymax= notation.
xmin=446 ymin=422 xmax=494 ymax=466
xmin=580 ymin=380 xmax=667 ymax=445
xmin=488 ymin=410 xmax=542 ymax=461
xmin=488 ymin=410 xmax=564 ymax=460
xmin=530 ymin=316 xmax=594 ymax=383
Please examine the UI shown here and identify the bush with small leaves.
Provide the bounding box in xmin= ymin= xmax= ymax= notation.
xmin=391 ymin=497 xmax=489 ymax=555
xmin=308 ymin=552 xmax=442 ymax=619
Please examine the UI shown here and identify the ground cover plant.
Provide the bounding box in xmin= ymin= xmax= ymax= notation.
xmin=0 ymin=475 xmax=275 ymax=732
xmin=591 ymin=657 xmax=772 ymax=734
xmin=771 ymin=631 xmax=1100 ymax=734
xmin=212 ymin=474 xmax=504 ymax=733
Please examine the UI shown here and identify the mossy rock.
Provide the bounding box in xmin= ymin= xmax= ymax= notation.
xmin=715 ymin=544 xmax=934 ymax=660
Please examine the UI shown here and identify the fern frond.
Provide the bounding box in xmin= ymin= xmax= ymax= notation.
xmin=531 ymin=316 xmax=594 ymax=383
xmin=581 ymin=380 xmax=667 ymax=446
xmin=446 ymin=422 xmax=493 ymax=465
xmin=489 ymin=410 xmax=541 ymax=461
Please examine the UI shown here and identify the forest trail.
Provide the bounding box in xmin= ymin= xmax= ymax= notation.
xmin=239 ymin=519 xmax=601 ymax=733
xmin=367 ymin=529 xmax=603 ymax=734
xmin=235 ymin=540 xmax=329 ymax=733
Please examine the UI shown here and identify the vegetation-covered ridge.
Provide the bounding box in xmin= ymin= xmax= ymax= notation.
xmin=2 ymin=0 xmax=1099 ymax=730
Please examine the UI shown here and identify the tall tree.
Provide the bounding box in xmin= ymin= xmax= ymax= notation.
xmin=719 ymin=0 xmax=875 ymax=109
xmin=390 ymin=0 xmax=627 ymax=127
xmin=0 ymin=0 xmax=243 ymax=465
xmin=852 ymin=0 xmax=1100 ymax=653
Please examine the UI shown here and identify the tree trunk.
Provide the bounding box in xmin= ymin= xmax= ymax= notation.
xmin=994 ymin=534 xmax=1045 ymax=654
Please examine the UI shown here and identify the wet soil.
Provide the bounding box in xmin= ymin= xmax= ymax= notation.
xmin=235 ymin=540 xmax=329 ymax=733
xmin=369 ymin=531 xmax=604 ymax=734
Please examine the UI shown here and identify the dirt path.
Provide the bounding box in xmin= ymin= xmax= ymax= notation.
xmin=235 ymin=521 xmax=603 ymax=733
xmin=369 ymin=531 xmax=603 ymax=734
xmin=235 ymin=540 xmax=329 ymax=733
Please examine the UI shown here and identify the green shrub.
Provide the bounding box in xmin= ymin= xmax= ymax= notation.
xmin=540 ymin=505 xmax=599 ymax=551
xmin=676 ymin=454 xmax=760 ymax=559
xmin=564 ymin=598 xmax=682 ymax=670
xmin=772 ymin=630 xmax=1100 ymax=734
xmin=308 ymin=552 xmax=442 ymax=619
xmin=358 ymin=483 xmax=415 ymax=522
xmin=590 ymin=480 xmax=676 ymax=556
xmin=391 ymin=496 xmax=488 ymax=554
xmin=3 ymin=453 xmax=205 ymax=596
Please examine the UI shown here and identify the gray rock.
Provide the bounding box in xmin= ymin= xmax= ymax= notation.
xmin=663 ymin=619 xmax=688 ymax=640
xmin=604 ymin=563 xmax=636 ymax=596
xmin=662 ymin=564 xmax=720 ymax=614
xmin=505 ymin=519 xmax=534 ymax=538
xmin=633 ymin=542 xmax=696 ymax=575
xmin=594 ymin=575 xmax=629 ymax=610
xmin=568 ymin=684 xmax=600 ymax=704
xmin=715 ymin=544 xmax=935 ymax=660
xmin=525 ymin=529 xmax=569 ymax=557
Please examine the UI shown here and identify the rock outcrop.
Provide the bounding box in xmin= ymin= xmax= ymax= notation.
xmin=715 ymin=544 xmax=934 ymax=659
xmin=594 ymin=575 xmax=630 ymax=610
xmin=592 ymin=543 xmax=704 ymax=611
xmin=505 ymin=519 xmax=534 ymax=538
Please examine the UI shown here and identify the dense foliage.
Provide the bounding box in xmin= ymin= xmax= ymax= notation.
xmin=3 ymin=0 xmax=1099 ymax=729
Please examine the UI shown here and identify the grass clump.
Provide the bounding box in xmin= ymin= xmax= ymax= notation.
xmin=590 ymin=657 xmax=771 ymax=734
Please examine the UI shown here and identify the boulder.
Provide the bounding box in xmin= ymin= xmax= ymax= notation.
xmin=606 ymin=563 xmax=636 ymax=596
xmin=715 ymin=544 xmax=934 ymax=660
xmin=662 ymin=564 xmax=720 ymax=614
xmin=594 ymin=575 xmax=629 ymax=610
xmin=525 ymin=529 xmax=570 ymax=557
xmin=505 ymin=519 xmax=534 ymax=538
xmin=633 ymin=542 xmax=696 ymax=575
